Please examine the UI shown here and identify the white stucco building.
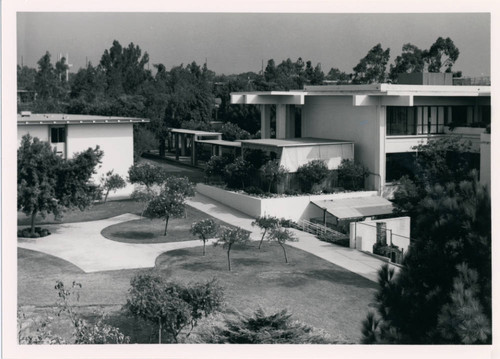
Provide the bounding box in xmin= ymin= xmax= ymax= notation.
xmin=17 ymin=113 xmax=149 ymax=198
xmin=231 ymin=83 xmax=491 ymax=196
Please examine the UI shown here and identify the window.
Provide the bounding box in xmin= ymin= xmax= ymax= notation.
xmin=385 ymin=153 xmax=417 ymax=182
xmin=50 ymin=127 xmax=66 ymax=143
xmin=388 ymin=106 xmax=446 ymax=136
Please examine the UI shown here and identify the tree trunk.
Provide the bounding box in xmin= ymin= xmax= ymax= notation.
xmin=158 ymin=318 xmax=162 ymax=344
xmin=159 ymin=138 xmax=166 ymax=157
xmin=279 ymin=242 xmax=288 ymax=263
xmin=227 ymin=247 xmax=231 ymax=271
xmin=104 ymin=189 xmax=110 ymax=203
xmin=268 ymin=180 xmax=272 ymax=193
xmin=30 ymin=210 xmax=37 ymax=235
xmin=164 ymin=216 xmax=169 ymax=236
xmin=258 ymin=229 xmax=267 ymax=250
xmin=203 ymin=239 xmax=206 ymax=256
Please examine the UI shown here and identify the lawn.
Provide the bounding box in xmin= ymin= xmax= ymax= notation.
xmin=101 ymin=205 xmax=232 ymax=244
xmin=17 ymin=199 xmax=144 ymax=226
xmin=18 ymin=240 xmax=378 ymax=344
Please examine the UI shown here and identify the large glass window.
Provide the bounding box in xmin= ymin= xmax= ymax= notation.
xmin=385 ymin=152 xmax=417 ymax=182
xmin=50 ymin=127 xmax=66 ymax=143
xmin=387 ymin=106 xmax=446 ymax=136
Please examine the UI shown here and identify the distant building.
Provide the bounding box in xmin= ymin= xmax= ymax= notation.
xmin=17 ymin=113 xmax=149 ymax=198
xmin=231 ymin=82 xmax=491 ymax=196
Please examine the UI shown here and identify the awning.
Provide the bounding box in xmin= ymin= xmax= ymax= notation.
xmin=311 ymin=196 xmax=394 ymax=220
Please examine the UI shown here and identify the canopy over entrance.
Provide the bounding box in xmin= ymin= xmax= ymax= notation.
xmin=311 ymin=196 xmax=394 ymax=221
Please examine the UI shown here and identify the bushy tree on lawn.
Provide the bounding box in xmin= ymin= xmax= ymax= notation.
xmin=196 ymin=308 xmax=332 ymax=344
xmin=128 ymin=163 xmax=167 ymax=190
xmin=251 ymin=216 xmax=280 ymax=250
xmin=18 ymin=134 xmax=103 ymax=236
xmin=214 ymin=227 xmax=250 ymax=271
xmin=143 ymin=176 xmax=194 ymax=236
xmin=126 ymin=273 xmax=224 ymax=343
xmin=296 ymin=160 xmax=329 ymax=193
xmin=191 ymin=219 xmax=219 ymax=256
xmin=260 ymin=160 xmax=287 ymax=193
xmin=100 ymin=170 xmax=126 ymax=203
xmin=267 ymin=227 xmax=297 ymax=263
xmin=362 ymin=177 xmax=491 ymax=344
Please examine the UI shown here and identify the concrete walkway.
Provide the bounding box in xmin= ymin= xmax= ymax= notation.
xmin=187 ymin=192 xmax=400 ymax=283
xmin=17 ymin=213 xmax=217 ymax=273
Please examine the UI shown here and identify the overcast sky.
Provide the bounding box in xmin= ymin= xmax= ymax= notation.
xmin=17 ymin=12 xmax=490 ymax=77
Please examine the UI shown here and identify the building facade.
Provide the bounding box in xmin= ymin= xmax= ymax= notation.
xmin=17 ymin=113 xmax=149 ymax=198
xmin=231 ymin=83 xmax=491 ymax=195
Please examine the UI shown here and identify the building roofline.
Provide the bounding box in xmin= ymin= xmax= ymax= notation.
xmin=17 ymin=113 xmax=150 ymax=125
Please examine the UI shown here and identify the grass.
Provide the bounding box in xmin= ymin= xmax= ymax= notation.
xmin=101 ymin=206 xmax=233 ymax=244
xmin=18 ymin=240 xmax=378 ymax=344
xmin=17 ymin=199 xmax=144 ymax=226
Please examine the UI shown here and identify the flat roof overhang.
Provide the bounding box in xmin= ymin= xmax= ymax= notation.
xmin=311 ymin=196 xmax=394 ymax=221
xmin=231 ymin=92 xmax=305 ymax=105
xmin=196 ymin=139 xmax=241 ymax=148
xmin=169 ymin=129 xmax=222 ymax=136
xmin=240 ymin=137 xmax=353 ymax=149
xmin=17 ymin=114 xmax=149 ymax=125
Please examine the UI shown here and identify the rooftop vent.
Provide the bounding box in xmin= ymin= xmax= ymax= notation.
xmin=397 ymin=72 xmax=452 ymax=85
xmin=20 ymin=111 xmax=32 ymax=117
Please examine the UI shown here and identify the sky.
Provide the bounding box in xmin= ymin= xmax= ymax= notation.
xmin=17 ymin=12 xmax=490 ymax=77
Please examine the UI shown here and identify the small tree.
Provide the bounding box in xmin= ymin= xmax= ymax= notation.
xmin=223 ymin=157 xmax=251 ymax=189
xmin=267 ymin=227 xmax=297 ymax=263
xmin=260 ymin=160 xmax=287 ymax=193
xmin=205 ymin=153 xmax=235 ymax=180
xmin=128 ymin=163 xmax=167 ymax=190
xmin=144 ymin=176 xmax=194 ymax=236
xmin=296 ymin=160 xmax=329 ymax=193
xmin=126 ymin=273 xmax=224 ymax=343
xmin=251 ymin=216 xmax=280 ymax=250
xmin=337 ymin=159 xmax=368 ymax=191
xmin=214 ymin=227 xmax=250 ymax=271
xmin=18 ymin=134 xmax=103 ymax=236
xmin=100 ymin=170 xmax=126 ymax=203
xmin=191 ymin=219 xmax=219 ymax=256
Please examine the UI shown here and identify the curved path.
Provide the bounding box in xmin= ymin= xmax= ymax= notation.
xmin=17 ymin=213 xmax=217 ymax=273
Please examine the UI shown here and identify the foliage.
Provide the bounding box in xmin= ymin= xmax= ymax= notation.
xmin=128 ymin=163 xmax=167 ymax=190
xmin=34 ymin=51 xmax=69 ymax=101
xmin=221 ymin=122 xmax=251 ymax=141
xmin=251 ymin=216 xmax=281 ymax=250
xmin=352 ymin=44 xmax=390 ymax=84
xmin=197 ymin=308 xmax=332 ymax=344
xmin=362 ymin=178 xmax=491 ymax=344
xmin=100 ymin=170 xmax=126 ymax=203
xmin=18 ymin=310 xmax=67 ymax=344
xmin=205 ymin=153 xmax=235 ymax=179
xmin=143 ymin=176 xmax=195 ymax=236
xmin=125 ymin=273 xmax=224 ymax=343
xmin=326 ymin=67 xmax=350 ymax=84
xmin=54 ymin=280 xmax=130 ymax=344
xmin=389 ymin=43 xmax=425 ymax=81
xmin=214 ymin=226 xmax=250 ymax=271
xmin=191 ymin=219 xmax=219 ymax=255
xmin=259 ymin=159 xmax=288 ymax=193
xmin=424 ymin=37 xmax=460 ymax=73
xmin=223 ymin=157 xmax=251 ymax=189
xmin=17 ymin=65 xmax=37 ymax=91
xmin=337 ymin=159 xmax=368 ymax=191
xmin=296 ymin=160 xmax=329 ymax=193
xmin=133 ymin=126 xmax=158 ymax=162
xmin=18 ymin=227 xmax=51 ymax=238
xmin=17 ymin=134 xmax=103 ymax=234
xmin=267 ymin=227 xmax=298 ymax=263
xmin=180 ymin=119 xmax=213 ymax=132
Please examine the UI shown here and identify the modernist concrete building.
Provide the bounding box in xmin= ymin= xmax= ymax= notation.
xmin=17 ymin=113 xmax=149 ymax=198
xmin=231 ymin=83 xmax=491 ymax=195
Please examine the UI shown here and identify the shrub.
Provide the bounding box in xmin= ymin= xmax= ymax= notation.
xmin=337 ymin=159 xmax=368 ymax=190
xmin=296 ymin=160 xmax=329 ymax=193
xmin=245 ymin=186 xmax=265 ymax=196
xmin=205 ymin=154 xmax=234 ymax=179
xmin=100 ymin=170 xmax=127 ymax=202
xmin=260 ymin=159 xmax=287 ymax=193
xmin=133 ymin=126 xmax=158 ymax=162
xmin=128 ymin=163 xmax=168 ymax=190
xmin=223 ymin=157 xmax=251 ymax=189
xmin=18 ymin=227 xmax=51 ymax=238
xmin=221 ymin=122 xmax=251 ymax=141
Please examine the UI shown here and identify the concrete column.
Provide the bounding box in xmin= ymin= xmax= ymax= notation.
xmin=192 ymin=135 xmax=197 ymax=166
xmin=276 ymin=104 xmax=287 ymax=139
xmin=286 ymin=106 xmax=295 ymax=138
xmin=181 ymin=134 xmax=187 ymax=156
xmin=260 ymin=104 xmax=271 ymax=139
xmin=175 ymin=133 xmax=180 ymax=161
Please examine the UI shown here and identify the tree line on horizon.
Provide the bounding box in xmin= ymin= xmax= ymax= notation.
xmin=17 ymin=37 xmax=460 ymax=153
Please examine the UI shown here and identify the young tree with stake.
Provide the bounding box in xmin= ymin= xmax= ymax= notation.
xmin=214 ymin=227 xmax=250 ymax=271
xmin=191 ymin=219 xmax=219 ymax=256
xmin=100 ymin=170 xmax=126 ymax=203
xmin=267 ymin=227 xmax=297 ymax=263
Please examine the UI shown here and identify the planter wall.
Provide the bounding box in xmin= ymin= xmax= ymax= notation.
xmin=196 ymin=183 xmax=378 ymax=222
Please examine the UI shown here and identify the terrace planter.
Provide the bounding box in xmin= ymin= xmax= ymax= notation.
xmin=196 ymin=183 xmax=377 ymax=222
